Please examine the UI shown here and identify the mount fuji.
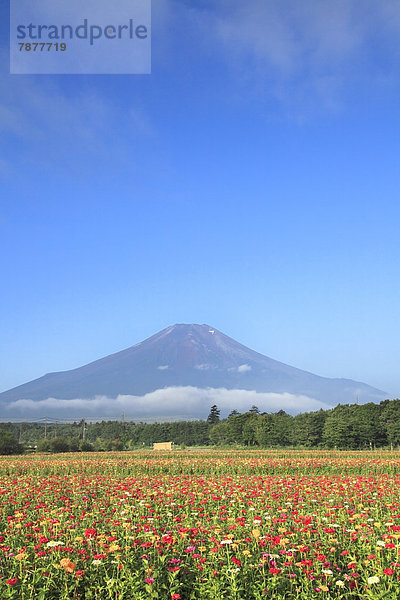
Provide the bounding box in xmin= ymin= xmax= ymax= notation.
xmin=0 ymin=324 xmax=387 ymax=420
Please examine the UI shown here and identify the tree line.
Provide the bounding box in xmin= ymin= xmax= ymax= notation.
xmin=0 ymin=398 xmax=400 ymax=454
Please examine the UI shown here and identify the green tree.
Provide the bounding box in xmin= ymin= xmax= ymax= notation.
xmin=79 ymin=440 xmax=94 ymax=452
xmin=380 ymin=399 xmax=400 ymax=448
xmin=209 ymin=421 xmax=230 ymax=445
xmin=290 ymin=410 xmax=327 ymax=447
xmin=322 ymin=405 xmax=357 ymax=449
xmin=254 ymin=411 xmax=292 ymax=447
xmin=0 ymin=430 xmax=23 ymax=455
xmin=49 ymin=438 xmax=70 ymax=453
xmin=228 ymin=409 xmax=240 ymax=418
xmin=37 ymin=439 xmax=51 ymax=452
xmin=207 ymin=405 xmax=220 ymax=425
xmin=353 ymin=403 xmax=386 ymax=448
xmin=241 ymin=413 xmax=258 ymax=445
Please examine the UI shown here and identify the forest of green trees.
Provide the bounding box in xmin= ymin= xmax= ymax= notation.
xmin=1 ymin=398 xmax=400 ymax=454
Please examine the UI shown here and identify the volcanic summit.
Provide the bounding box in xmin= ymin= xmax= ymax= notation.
xmin=0 ymin=324 xmax=387 ymax=419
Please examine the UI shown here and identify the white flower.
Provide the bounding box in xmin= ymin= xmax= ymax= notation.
xmin=322 ymin=569 xmax=333 ymax=575
xmin=92 ymin=559 xmax=102 ymax=565
xmin=367 ymin=576 xmax=380 ymax=584
xmin=46 ymin=540 xmax=61 ymax=547
xmin=376 ymin=540 xmax=385 ymax=547
xmin=335 ymin=580 xmax=345 ymax=588
xmin=221 ymin=539 xmax=233 ymax=545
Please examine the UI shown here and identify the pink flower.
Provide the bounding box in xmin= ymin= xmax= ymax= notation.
xmin=145 ymin=577 xmax=155 ymax=584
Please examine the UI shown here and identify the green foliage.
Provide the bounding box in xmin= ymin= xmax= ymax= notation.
xmin=49 ymin=437 xmax=70 ymax=453
xmin=0 ymin=430 xmax=23 ymax=455
xmin=289 ymin=410 xmax=327 ymax=447
xmin=37 ymin=439 xmax=51 ymax=452
xmin=380 ymin=399 xmax=400 ymax=447
xmin=79 ymin=440 xmax=94 ymax=452
xmin=206 ymin=405 xmax=220 ymax=425
xmin=2 ymin=397 xmax=400 ymax=451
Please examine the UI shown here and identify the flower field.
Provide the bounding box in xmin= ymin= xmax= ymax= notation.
xmin=1 ymin=450 xmax=400 ymax=599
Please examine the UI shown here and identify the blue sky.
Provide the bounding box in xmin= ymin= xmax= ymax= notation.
xmin=1 ymin=0 xmax=400 ymax=398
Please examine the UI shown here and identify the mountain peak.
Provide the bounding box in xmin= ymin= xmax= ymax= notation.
xmin=0 ymin=323 xmax=388 ymax=420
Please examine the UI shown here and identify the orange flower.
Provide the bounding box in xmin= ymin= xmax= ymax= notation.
xmin=251 ymin=529 xmax=260 ymax=539
xmin=59 ymin=558 xmax=76 ymax=573
xmin=15 ymin=552 xmax=26 ymax=561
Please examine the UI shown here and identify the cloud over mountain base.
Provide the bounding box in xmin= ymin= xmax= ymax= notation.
xmin=2 ymin=386 xmax=332 ymax=421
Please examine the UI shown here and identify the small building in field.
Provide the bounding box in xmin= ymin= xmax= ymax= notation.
xmin=153 ymin=441 xmax=173 ymax=451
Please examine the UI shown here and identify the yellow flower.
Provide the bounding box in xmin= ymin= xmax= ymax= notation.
xmin=252 ymin=529 xmax=260 ymax=539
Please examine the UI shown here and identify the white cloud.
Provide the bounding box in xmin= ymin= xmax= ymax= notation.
xmin=157 ymin=365 xmax=169 ymax=370
xmin=237 ymin=364 xmax=252 ymax=373
xmin=3 ymin=386 xmax=331 ymax=420
xmin=184 ymin=0 xmax=400 ymax=115
xmin=0 ymin=67 xmax=155 ymax=174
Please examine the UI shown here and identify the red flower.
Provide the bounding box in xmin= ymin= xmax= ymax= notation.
xmin=172 ymin=595 xmax=181 ymax=600
xmin=162 ymin=534 xmax=175 ymax=545
xmin=231 ymin=557 xmax=242 ymax=567
xmin=383 ymin=568 xmax=395 ymax=576
xmin=83 ymin=528 xmax=97 ymax=539
xmin=7 ymin=578 xmax=18 ymax=586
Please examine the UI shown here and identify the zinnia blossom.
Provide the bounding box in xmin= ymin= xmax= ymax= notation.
xmin=84 ymin=528 xmax=97 ymax=539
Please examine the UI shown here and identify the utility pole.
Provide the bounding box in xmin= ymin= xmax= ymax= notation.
xmin=82 ymin=419 xmax=86 ymax=441
xmin=44 ymin=419 xmax=47 ymax=440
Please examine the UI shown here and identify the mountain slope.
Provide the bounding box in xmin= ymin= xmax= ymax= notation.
xmin=0 ymin=324 xmax=387 ymax=414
